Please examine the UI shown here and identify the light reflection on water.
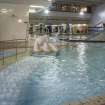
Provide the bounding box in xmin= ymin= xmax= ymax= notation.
xmin=0 ymin=43 xmax=105 ymax=105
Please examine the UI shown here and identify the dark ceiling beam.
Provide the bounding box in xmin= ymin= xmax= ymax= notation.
xmin=54 ymin=0 xmax=105 ymax=5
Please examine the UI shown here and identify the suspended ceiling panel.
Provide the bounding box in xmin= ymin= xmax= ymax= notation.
xmin=55 ymin=0 xmax=105 ymax=3
xmin=54 ymin=0 xmax=105 ymax=5
xmin=0 ymin=0 xmax=49 ymax=5
xmin=0 ymin=0 xmax=104 ymax=5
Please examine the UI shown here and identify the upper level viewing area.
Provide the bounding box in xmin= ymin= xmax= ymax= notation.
xmin=50 ymin=2 xmax=92 ymax=13
xmin=0 ymin=0 xmax=105 ymax=41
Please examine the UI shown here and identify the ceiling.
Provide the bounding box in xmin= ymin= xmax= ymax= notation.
xmin=0 ymin=0 xmax=50 ymax=5
xmin=54 ymin=0 xmax=105 ymax=5
xmin=0 ymin=0 xmax=104 ymax=5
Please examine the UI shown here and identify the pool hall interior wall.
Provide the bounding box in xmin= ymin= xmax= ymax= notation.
xmin=0 ymin=1 xmax=105 ymax=41
xmin=90 ymin=3 xmax=105 ymax=27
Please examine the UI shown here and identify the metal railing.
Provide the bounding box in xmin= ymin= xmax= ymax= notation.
xmin=0 ymin=39 xmax=28 ymax=65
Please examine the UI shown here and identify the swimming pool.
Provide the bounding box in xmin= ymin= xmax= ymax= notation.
xmin=0 ymin=43 xmax=105 ymax=105
xmin=0 ymin=51 xmax=16 ymax=58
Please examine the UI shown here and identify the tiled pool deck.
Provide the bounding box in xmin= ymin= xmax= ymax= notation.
xmin=64 ymin=96 xmax=105 ymax=105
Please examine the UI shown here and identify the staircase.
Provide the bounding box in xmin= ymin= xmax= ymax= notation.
xmin=86 ymin=31 xmax=105 ymax=41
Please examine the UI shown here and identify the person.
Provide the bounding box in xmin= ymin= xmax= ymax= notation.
xmin=29 ymin=24 xmax=34 ymax=37
xmin=39 ymin=24 xmax=43 ymax=33
xmin=55 ymin=26 xmax=58 ymax=32
xmin=33 ymin=35 xmax=58 ymax=53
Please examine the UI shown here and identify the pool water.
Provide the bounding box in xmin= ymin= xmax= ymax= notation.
xmin=0 ymin=51 xmax=16 ymax=58
xmin=0 ymin=43 xmax=105 ymax=105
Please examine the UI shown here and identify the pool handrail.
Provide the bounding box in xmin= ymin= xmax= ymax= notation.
xmin=0 ymin=39 xmax=28 ymax=65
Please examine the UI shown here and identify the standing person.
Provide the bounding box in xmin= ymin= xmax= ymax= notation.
xmin=29 ymin=24 xmax=34 ymax=37
xmin=55 ymin=26 xmax=58 ymax=33
xmin=66 ymin=24 xmax=70 ymax=34
xmin=39 ymin=24 xmax=43 ymax=33
xmin=49 ymin=25 xmax=52 ymax=33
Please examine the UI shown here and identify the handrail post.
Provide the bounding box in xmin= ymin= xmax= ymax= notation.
xmin=0 ymin=38 xmax=29 ymax=65
xmin=25 ymin=39 xmax=27 ymax=52
xmin=2 ymin=42 xmax=5 ymax=65
xmin=16 ymin=39 xmax=18 ymax=61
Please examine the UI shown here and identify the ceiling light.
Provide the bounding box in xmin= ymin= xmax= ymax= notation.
xmin=1 ymin=9 xmax=7 ymax=11
xmin=18 ymin=19 xmax=23 ymax=23
xmin=44 ymin=9 xmax=49 ymax=14
xmin=83 ymin=8 xmax=87 ymax=12
xmin=29 ymin=9 xmax=36 ymax=13
xmin=83 ymin=24 xmax=87 ymax=26
xmin=79 ymin=11 xmax=84 ymax=16
xmin=77 ymin=24 xmax=81 ymax=27
xmin=29 ymin=5 xmax=44 ymax=9
xmin=81 ymin=8 xmax=87 ymax=12
xmin=1 ymin=9 xmax=8 ymax=13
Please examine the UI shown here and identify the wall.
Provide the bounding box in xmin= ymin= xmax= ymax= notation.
xmin=0 ymin=3 xmax=29 ymax=41
xmin=30 ymin=11 xmax=91 ymax=24
xmin=91 ymin=4 xmax=105 ymax=27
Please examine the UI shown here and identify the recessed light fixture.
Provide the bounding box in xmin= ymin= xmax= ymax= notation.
xmin=77 ymin=24 xmax=81 ymax=27
xmin=81 ymin=7 xmax=87 ymax=12
xmin=79 ymin=11 xmax=84 ymax=16
xmin=29 ymin=5 xmax=44 ymax=9
xmin=29 ymin=9 xmax=36 ymax=13
xmin=18 ymin=19 xmax=23 ymax=23
xmin=1 ymin=9 xmax=7 ymax=11
xmin=44 ymin=9 xmax=49 ymax=14
xmin=1 ymin=9 xmax=8 ymax=13
xmin=83 ymin=24 xmax=87 ymax=26
xmin=83 ymin=8 xmax=87 ymax=12
xmin=29 ymin=5 xmax=45 ymax=13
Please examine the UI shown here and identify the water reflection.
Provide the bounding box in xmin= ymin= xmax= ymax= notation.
xmin=77 ymin=43 xmax=87 ymax=71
